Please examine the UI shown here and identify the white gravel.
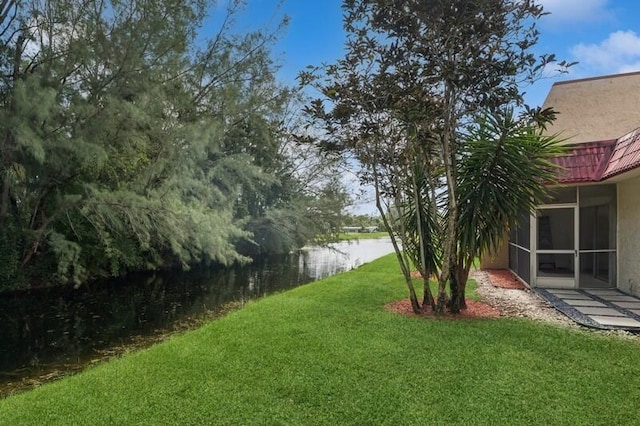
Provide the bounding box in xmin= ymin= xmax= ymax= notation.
xmin=473 ymin=269 xmax=640 ymax=340
xmin=473 ymin=269 xmax=577 ymax=327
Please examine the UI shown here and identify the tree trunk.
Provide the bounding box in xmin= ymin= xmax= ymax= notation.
xmin=411 ymin=167 xmax=434 ymax=312
xmin=21 ymin=211 xmax=51 ymax=268
xmin=448 ymin=264 xmax=460 ymax=314
xmin=457 ymin=278 xmax=467 ymax=310
xmin=373 ymin=160 xmax=422 ymax=314
xmin=454 ymin=264 xmax=470 ymax=311
xmin=423 ymin=277 xmax=435 ymax=311
xmin=437 ymin=82 xmax=459 ymax=315
xmin=435 ymin=287 xmax=448 ymax=315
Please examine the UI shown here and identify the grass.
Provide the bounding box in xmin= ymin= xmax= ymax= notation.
xmin=1 ymin=254 xmax=640 ymax=425
xmin=337 ymin=231 xmax=389 ymax=240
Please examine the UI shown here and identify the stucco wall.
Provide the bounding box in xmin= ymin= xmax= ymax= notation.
xmin=617 ymin=176 xmax=640 ymax=296
xmin=542 ymin=72 xmax=640 ymax=144
xmin=480 ymin=231 xmax=509 ymax=269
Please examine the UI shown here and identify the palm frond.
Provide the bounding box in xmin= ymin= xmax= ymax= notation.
xmin=456 ymin=109 xmax=565 ymax=258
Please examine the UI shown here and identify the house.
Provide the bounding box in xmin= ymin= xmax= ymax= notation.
xmin=481 ymin=71 xmax=640 ymax=297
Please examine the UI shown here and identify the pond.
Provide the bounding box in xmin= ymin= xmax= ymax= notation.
xmin=0 ymin=237 xmax=395 ymax=390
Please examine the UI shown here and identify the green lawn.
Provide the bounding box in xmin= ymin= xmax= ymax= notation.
xmin=2 ymin=255 xmax=640 ymax=425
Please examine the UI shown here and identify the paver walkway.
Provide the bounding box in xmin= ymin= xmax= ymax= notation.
xmin=536 ymin=288 xmax=640 ymax=331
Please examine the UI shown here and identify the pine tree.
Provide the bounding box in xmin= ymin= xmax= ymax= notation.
xmin=0 ymin=0 xmax=302 ymax=288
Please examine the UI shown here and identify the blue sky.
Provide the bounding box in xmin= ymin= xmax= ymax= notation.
xmin=231 ymin=0 xmax=640 ymax=106
xmin=215 ymin=0 xmax=640 ymax=214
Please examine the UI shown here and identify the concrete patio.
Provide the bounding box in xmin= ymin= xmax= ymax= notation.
xmin=536 ymin=288 xmax=640 ymax=331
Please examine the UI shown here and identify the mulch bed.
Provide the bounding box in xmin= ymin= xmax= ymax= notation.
xmin=391 ymin=269 xmax=525 ymax=319
xmin=395 ymin=268 xmax=527 ymax=319
xmin=386 ymin=299 xmax=501 ymax=319
xmin=484 ymin=269 xmax=526 ymax=289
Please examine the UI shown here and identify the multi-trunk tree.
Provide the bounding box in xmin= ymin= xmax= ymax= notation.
xmin=304 ymin=0 xmax=570 ymax=313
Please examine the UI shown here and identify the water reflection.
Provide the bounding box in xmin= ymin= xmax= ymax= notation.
xmin=300 ymin=238 xmax=397 ymax=279
xmin=0 ymin=238 xmax=393 ymax=381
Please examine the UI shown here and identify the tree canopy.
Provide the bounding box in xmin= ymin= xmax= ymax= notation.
xmin=0 ymin=0 xmax=348 ymax=290
xmin=304 ymin=0 xmax=568 ymax=313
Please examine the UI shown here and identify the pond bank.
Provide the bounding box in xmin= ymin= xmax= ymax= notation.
xmin=0 ymin=238 xmax=395 ymax=396
xmin=2 ymin=254 xmax=640 ymax=424
xmin=0 ymin=300 xmax=244 ymax=398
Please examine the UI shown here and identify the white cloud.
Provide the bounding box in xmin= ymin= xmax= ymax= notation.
xmin=538 ymin=0 xmax=611 ymax=23
xmin=619 ymin=61 xmax=640 ymax=74
xmin=571 ymin=30 xmax=640 ymax=74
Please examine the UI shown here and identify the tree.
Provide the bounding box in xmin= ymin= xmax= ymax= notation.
xmin=303 ymin=0 xmax=569 ymax=313
xmin=234 ymin=93 xmax=351 ymax=257
xmin=0 ymin=0 xmax=305 ymax=289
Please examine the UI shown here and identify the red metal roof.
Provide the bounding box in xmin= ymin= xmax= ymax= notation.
xmin=602 ymin=128 xmax=640 ymax=179
xmin=550 ymin=140 xmax=616 ymax=184
xmin=549 ymin=127 xmax=640 ymax=183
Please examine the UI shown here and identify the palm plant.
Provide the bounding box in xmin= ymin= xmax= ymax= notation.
xmin=399 ymin=161 xmax=442 ymax=311
xmin=451 ymin=108 xmax=564 ymax=311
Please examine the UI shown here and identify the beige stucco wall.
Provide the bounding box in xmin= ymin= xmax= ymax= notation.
xmin=481 ymin=72 xmax=640 ymax=279
xmin=480 ymin=230 xmax=509 ymax=269
xmin=542 ymin=72 xmax=640 ymax=144
xmin=617 ymin=176 xmax=640 ymax=296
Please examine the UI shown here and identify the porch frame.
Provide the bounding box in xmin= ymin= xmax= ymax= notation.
xmin=509 ymin=185 xmax=618 ymax=290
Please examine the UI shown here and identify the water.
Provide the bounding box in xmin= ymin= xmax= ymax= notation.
xmin=0 ymin=238 xmax=394 ymax=385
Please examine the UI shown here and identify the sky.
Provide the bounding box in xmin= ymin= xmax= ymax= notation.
xmin=232 ymin=0 xmax=640 ymax=105
xmin=211 ymin=0 xmax=640 ymax=213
